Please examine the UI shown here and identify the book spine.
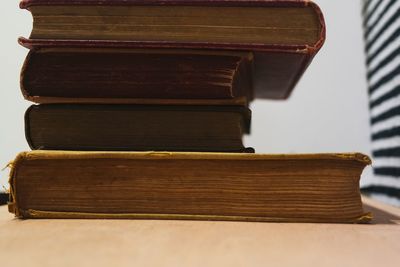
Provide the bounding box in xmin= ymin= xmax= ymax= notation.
xmin=24 ymin=105 xmax=36 ymax=150
xmin=7 ymin=152 xmax=28 ymax=217
xmin=19 ymin=49 xmax=32 ymax=101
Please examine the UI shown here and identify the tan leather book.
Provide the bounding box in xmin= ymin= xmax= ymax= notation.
xmin=9 ymin=151 xmax=372 ymax=223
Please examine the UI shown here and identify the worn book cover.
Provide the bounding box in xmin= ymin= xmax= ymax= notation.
xmin=19 ymin=0 xmax=326 ymax=100
xmin=25 ymin=104 xmax=251 ymax=152
xmin=21 ymin=48 xmax=253 ymax=103
xmin=9 ymin=151 xmax=372 ymax=223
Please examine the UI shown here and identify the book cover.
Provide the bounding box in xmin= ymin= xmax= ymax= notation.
xmin=21 ymin=48 xmax=253 ymax=103
xmin=19 ymin=0 xmax=326 ymax=100
xmin=25 ymin=104 xmax=251 ymax=152
xmin=9 ymin=151 xmax=372 ymax=223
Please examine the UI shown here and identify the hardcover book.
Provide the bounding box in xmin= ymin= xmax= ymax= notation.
xmin=25 ymin=104 xmax=251 ymax=152
xmin=19 ymin=0 xmax=326 ymax=99
xmin=8 ymin=151 xmax=372 ymax=223
xmin=21 ymin=48 xmax=252 ymax=103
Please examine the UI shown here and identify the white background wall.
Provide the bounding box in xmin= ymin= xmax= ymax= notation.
xmin=244 ymin=0 xmax=374 ymax=184
xmin=0 ymin=0 xmax=373 ymax=188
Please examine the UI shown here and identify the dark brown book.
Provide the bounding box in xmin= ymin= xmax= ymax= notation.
xmin=19 ymin=0 xmax=326 ymax=100
xmin=8 ymin=151 xmax=372 ymax=223
xmin=21 ymin=48 xmax=252 ymax=103
xmin=25 ymin=104 xmax=251 ymax=152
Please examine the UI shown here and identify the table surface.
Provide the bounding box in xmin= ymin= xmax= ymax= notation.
xmin=0 ymin=197 xmax=399 ymax=267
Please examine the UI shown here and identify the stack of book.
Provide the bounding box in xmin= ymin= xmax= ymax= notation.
xmin=9 ymin=0 xmax=372 ymax=223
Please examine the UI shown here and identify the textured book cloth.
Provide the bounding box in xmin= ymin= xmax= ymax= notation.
xmin=18 ymin=0 xmax=326 ymax=100
xmin=362 ymin=0 xmax=400 ymax=206
xmin=8 ymin=151 xmax=372 ymax=223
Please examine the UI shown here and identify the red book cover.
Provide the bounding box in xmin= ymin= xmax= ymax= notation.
xmin=19 ymin=0 xmax=326 ymax=100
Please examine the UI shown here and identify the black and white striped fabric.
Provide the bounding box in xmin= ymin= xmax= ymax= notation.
xmin=362 ymin=0 xmax=400 ymax=206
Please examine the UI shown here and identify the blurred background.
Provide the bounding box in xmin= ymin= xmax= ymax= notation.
xmin=0 ymin=1 xmax=398 ymax=205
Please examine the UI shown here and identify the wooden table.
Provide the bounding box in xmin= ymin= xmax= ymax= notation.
xmin=0 ymin=197 xmax=399 ymax=267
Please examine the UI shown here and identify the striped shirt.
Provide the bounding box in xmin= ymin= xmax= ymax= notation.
xmin=362 ymin=0 xmax=400 ymax=206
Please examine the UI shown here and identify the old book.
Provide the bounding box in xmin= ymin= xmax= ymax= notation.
xmin=8 ymin=151 xmax=372 ymax=223
xmin=21 ymin=48 xmax=252 ymax=103
xmin=25 ymin=104 xmax=251 ymax=152
xmin=19 ymin=0 xmax=326 ymax=99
